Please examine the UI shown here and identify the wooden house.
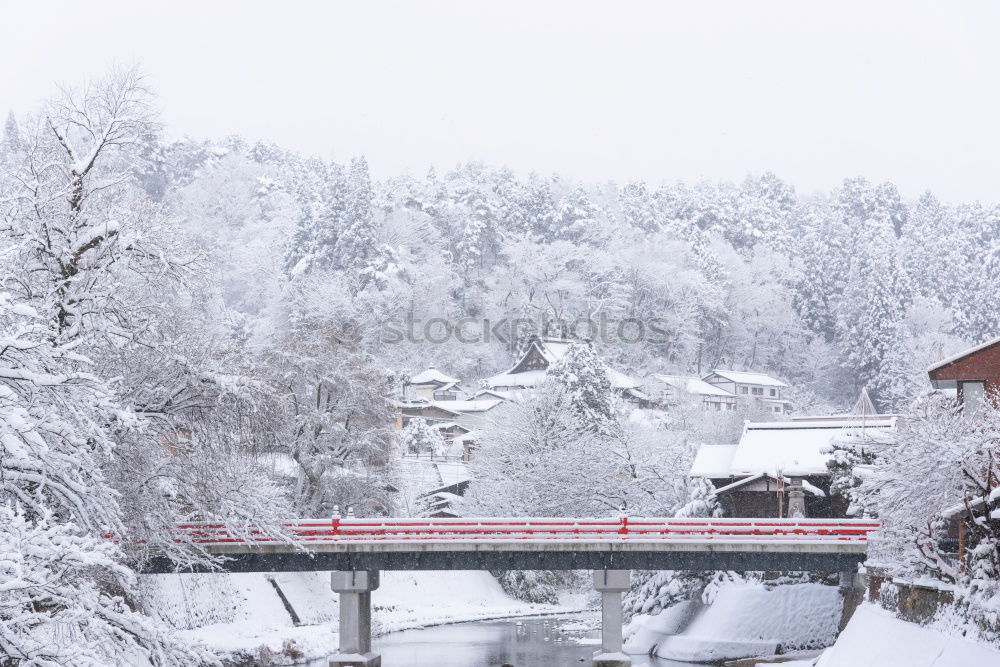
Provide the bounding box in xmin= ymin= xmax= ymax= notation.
xmin=405 ymin=367 xmax=461 ymax=401
xmin=702 ymin=369 xmax=792 ymax=415
xmin=927 ymin=336 xmax=1000 ymax=414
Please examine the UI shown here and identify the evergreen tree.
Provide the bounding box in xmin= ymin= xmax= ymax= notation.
xmin=619 ymin=181 xmax=659 ymax=232
xmin=554 ymin=185 xmax=599 ymax=241
xmin=901 ymin=192 xmax=954 ymax=302
xmin=456 ymin=190 xmax=495 ymax=276
xmin=836 ymin=210 xmax=911 ymax=406
xmin=547 ymin=342 xmax=618 ymax=436
xmin=336 ymin=156 xmax=378 ymax=272
xmin=795 ymin=209 xmax=850 ymax=341
xmin=1 ymin=110 xmax=20 ymax=153
xmin=950 ymin=203 xmax=1000 ymax=342
xmin=519 ymin=175 xmax=558 ymax=237
xmin=735 ymin=172 xmax=797 ymax=253
xmin=285 ymin=159 xmax=348 ymax=276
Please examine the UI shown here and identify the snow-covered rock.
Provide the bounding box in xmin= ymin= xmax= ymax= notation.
xmin=643 ymin=583 xmax=842 ymax=662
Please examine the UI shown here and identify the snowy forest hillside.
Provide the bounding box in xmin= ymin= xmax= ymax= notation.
xmin=123 ymin=110 xmax=993 ymax=414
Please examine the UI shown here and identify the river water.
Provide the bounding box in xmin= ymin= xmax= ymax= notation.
xmin=312 ymin=613 xmax=700 ymax=667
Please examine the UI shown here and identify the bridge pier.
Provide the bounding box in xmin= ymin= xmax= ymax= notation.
xmin=329 ymin=570 xmax=381 ymax=667
xmin=592 ymin=569 xmax=632 ymax=667
xmin=838 ymin=569 xmax=865 ymax=632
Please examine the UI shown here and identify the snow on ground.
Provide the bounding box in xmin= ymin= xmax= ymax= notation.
xmin=142 ymin=570 xmax=581 ymax=664
xmin=623 ymin=582 xmax=842 ymax=663
xmin=813 ymin=603 xmax=1000 ymax=667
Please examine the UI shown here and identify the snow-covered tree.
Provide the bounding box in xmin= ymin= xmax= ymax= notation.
xmin=675 ymin=477 xmax=723 ymax=518
xmin=263 ymin=324 xmax=396 ymax=517
xmin=546 ymin=341 xmax=618 ymax=437
xmin=553 ymin=185 xmax=599 ymax=241
xmin=401 ymin=417 xmax=447 ymax=457
xmin=836 ymin=393 xmax=997 ymax=574
xmin=0 ymin=70 xmax=212 ymax=663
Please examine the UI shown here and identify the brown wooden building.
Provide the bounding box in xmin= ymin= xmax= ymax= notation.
xmin=928 ymin=337 xmax=1000 ymax=565
xmin=928 ymin=336 xmax=1000 ymax=413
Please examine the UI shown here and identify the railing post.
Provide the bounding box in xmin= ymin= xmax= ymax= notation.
xmin=592 ymin=570 xmax=632 ymax=667
xmin=330 ymin=571 xmax=381 ymax=667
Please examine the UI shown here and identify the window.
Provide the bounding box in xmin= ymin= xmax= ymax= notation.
xmin=752 ymin=387 xmax=763 ymax=396
xmin=769 ymin=388 xmax=776 ymax=397
xmin=740 ymin=386 xmax=749 ymax=394
xmin=962 ymin=381 xmax=987 ymax=416
xmin=773 ymin=406 xmax=781 ymax=413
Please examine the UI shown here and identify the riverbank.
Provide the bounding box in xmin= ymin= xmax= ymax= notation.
xmin=141 ymin=570 xmax=589 ymax=664
xmin=813 ymin=603 xmax=1000 ymax=666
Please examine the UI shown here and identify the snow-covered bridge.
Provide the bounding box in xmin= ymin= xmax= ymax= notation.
xmin=147 ymin=517 xmax=878 ymax=667
xmin=146 ymin=516 xmax=877 ymax=574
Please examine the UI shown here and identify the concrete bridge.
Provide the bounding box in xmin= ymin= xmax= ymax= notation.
xmin=148 ymin=517 xmax=878 ymax=667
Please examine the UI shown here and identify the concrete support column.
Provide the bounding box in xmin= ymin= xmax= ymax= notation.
xmin=838 ymin=569 xmax=865 ymax=632
xmin=330 ymin=571 xmax=381 ymax=667
xmin=592 ymin=569 xmax=632 ymax=667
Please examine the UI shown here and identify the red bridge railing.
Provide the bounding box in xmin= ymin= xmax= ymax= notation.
xmin=172 ymin=517 xmax=880 ymax=547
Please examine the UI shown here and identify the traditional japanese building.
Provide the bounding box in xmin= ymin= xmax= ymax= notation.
xmin=650 ymin=374 xmax=740 ymax=412
xmin=701 ymin=369 xmax=793 ymax=415
xmin=482 ymin=336 xmax=650 ymax=405
xmin=691 ymin=395 xmax=898 ymax=518
xmin=404 ymin=367 xmax=462 ymax=401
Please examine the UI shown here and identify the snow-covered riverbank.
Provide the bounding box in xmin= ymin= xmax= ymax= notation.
xmin=141 ymin=570 xmax=588 ymax=664
xmin=813 ymin=603 xmax=1000 ymax=666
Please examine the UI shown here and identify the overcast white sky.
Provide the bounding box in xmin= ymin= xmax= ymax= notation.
xmin=3 ymin=1 xmax=1000 ymax=201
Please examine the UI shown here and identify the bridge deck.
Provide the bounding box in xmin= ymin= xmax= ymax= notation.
xmin=143 ymin=518 xmax=878 ymax=573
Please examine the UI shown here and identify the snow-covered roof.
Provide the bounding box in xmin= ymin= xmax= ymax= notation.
xmin=712 ymin=472 xmax=826 ymax=496
xmin=690 ymin=444 xmax=739 ymax=477
xmin=624 ymin=387 xmax=651 ymax=401
xmin=705 ymin=369 xmax=788 ymax=387
xmin=484 ymin=369 xmax=547 ymax=388
xmin=457 ymin=429 xmax=479 ymax=443
xmin=943 ymin=485 xmax=1000 ymax=519
xmin=409 ymin=367 xmax=460 ymax=385
xmin=430 ymin=421 xmax=471 ymax=432
xmin=436 ymin=461 xmax=472 ymax=486
xmin=535 ymin=337 xmax=573 ymax=364
xmin=789 ymin=414 xmax=899 ymax=425
xmin=927 ymin=336 xmax=1000 ymax=373
xmin=473 ymin=388 xmax=511 ymax=401
xmin=713 ymin=472 xmax=766 ymax=494
xmin=485 ymin=368 xmax=640 ymax=390
xmin=728 ymin=420 xmax=895 ymax=477
xmin=608 ymin=368 xmax=642 ymax=389
xmin=430 ymin=399 xmax=503 ymax=413
xmin=435 ymin=381 xmax=462 ymax=392
xmin=483 ymin=337 xmax=640 ymax=390
xmin=402 ymin=403 xmax=461 ymax=417
xmin=657 ymin=374 xmax=736 ymax=398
